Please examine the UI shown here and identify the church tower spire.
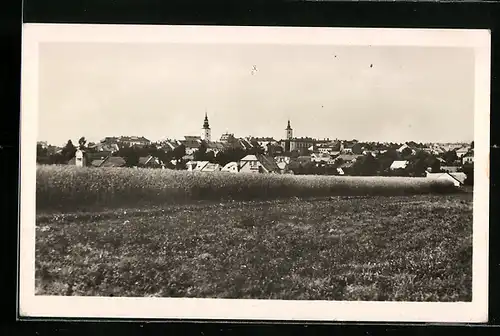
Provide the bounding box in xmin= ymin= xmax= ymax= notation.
xmin=285 ymin=119 xmax=293 ymax=140
xmin=202 ymin=111 xmax=211 ymax=142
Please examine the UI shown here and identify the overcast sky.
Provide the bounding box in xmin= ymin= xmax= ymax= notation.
xmin=37 ymin=42 xmax=475 ymax=146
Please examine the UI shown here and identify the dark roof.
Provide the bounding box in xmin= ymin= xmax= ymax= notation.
xmin=87 ymin=151 xmax=112 ymax=161
xmin=337 ymin=154 xmax=362 ymax=162
xmin=239 ymin=138 xmax=254 ymax=150
xmin=101 ymin=156 xmax=126 ymax=167
xmin=340 ymin=161 xmax=354 ymax=168
xmin=440 ymin=166 xmax=461 ymax=173
xmin=256 ymin=154 xmax=280 ymax=172
xmin=290 ymin=137 xmax=315 ymax=142
xmin=207 ymin=142 xmax=225 ymax=150
xmin=139 ymin=155 xmax=153 ymax=165
xmin=254 ymin=137 xmax=276 ymax=142
xmin=119 ymin=136 xmax=150 ymax=143
xmin=91 ymin=159 xmax=105 ymax=167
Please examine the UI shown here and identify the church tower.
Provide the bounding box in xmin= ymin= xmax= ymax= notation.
xmin=202 ymin=111 xmax=211 ymax=142
xmin=285 ymin=119 xmax=293 ymax=140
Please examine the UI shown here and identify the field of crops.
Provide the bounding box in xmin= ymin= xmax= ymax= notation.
xmin=36 ymin=165 xmax=459 ymax=212
xmin=35 ymin=193 xmax=473 ymax=301
xmin=34 ymin=165 xmax=471 ymax=301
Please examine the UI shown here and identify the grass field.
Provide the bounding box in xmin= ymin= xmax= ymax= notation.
xmin=35 ymin=191 xmax=472 ymax=301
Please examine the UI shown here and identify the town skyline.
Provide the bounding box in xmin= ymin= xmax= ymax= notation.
xmin=36 ymin=112 xmax=473 ymax=148
xmin=38 ymin=42 xmax=475 ymax=146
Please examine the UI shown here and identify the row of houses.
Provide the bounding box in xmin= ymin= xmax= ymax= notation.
xmin=41 ymin=132 xmax=473 ymax=166
xmin=187 ymin=154 xmax=282 ymax=174
xmin=183 ymin=155 xmax=469 ymax=187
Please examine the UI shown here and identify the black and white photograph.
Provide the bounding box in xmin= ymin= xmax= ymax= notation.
xmin=19 ymin=24 xmax=490 ymax=322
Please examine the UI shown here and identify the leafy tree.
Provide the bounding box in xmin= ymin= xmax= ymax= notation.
xmin=351 ymin=154 xmax=378 ymax=176
xmin=61 ymin=140 xmax=76 ymax=162
xmin=78 ymin=137 xmax=87 ymax=150
xmin=172 ymin=144 xmax=186 ymax=163
xmin=194 ymin=141 xmax=208 ymax=161
xmin=351 ymin=143 xmax=363 ymax=155
xmin=289 ymin=149 xmax=300 ymax=159
xmin=36 ymin=144 xmax=48 ymax=161
xmin=205 ymin=151 xmax=216 ymax=163
xmin=298 ymin=147 xmax=311 ymax=156
xmin=430 ymin=158 xmax=441 ymax=173
xmin=463 ymin=163 xmax=474 ymax=185
xmin=248 ymin=139 xmax=265 ymax=155
xmin=442 ymin=150 xmax=458 ymax=165
xmin=377 ymin=149 xmax=401 ymax=174
xmin=214 ymin=147 xmax=246 ymax=167
xmin=401 ymin=147 xmax=413 ymax=158
xmin=470 ymin=141 xmax=474 ymax=149
xmin=121 ymin=146 xmax=140 ymax=167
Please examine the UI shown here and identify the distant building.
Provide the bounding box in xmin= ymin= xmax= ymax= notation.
xmin=220 ymin=132 xmax=235 ymax=143
xmin=390 ymin=160 xmax=409 ymax=170
xmin=158 ymin=139 xmax=180 ymax=152
xmin=181 ymin=136 xmax=203 ymax=155
xmin=187 ymin=160 xmax=221 ymax=172
xmin=119 ymin=136 xmax=151 ymax=147
xmin=202 ymin=112 xmax=211 ymax=142
xmin=336 ymin=154 xmax=363 ymax=164
xmin=456 ymin=146 xmax=470 ymax=158
xmin=239 ymin=154 xmax=281 ymax=173
xmin=274 ymin=156 xmax=291 ymax=165
xmin=96 ymin=143 xmax=120 ymax=153
xmin=221 ymin=161 xmax=239 ymax=173
xmin=100 ymin=156 xmax=126 ymax=168
xmin=138 ymin=155 xmax=162 ymax=168
xmin=426 ymin=171 xmax=466 ymax=187
xmin=462 ymin=154 xmax=474 ymax=165
xmin=311 ymin=152 xmax=331 ymax=163
xmin=285 ymin=120 xmax=293 ymax=140
xmin=281 ymin=137 xmax=315 ymax=152
xmin=253 ymin=137 xmax=277 ymax=148
xmin=206 ymin=141 xmax=225 ymax=155
xmin=440 ymin=166 xmax=461 ymax=173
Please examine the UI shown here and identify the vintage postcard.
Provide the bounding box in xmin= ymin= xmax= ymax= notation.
xmin=19 ymin=24 xmax=490 ymax=322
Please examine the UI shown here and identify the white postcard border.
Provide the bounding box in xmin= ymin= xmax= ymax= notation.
xmin=19 ymin=24 xmax=491 ymax=323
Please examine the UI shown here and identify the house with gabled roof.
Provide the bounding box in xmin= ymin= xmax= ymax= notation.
xmin=138 ymin=155 xmax=162 ymax=168
xmin=426 ymin=171 xmax=466 ymax=187
xmin=221 ymin=161 xmax=240 ymax=173
xmin=239 ymin=154 xmax=280 ymax=173
xmin=119 ymin=136 xmax=151 ymax=147
xmin=97 ymin=143 xmax=120 ymax=153
xmin=335 ymin=154 xmax=363 ymax=164
xmin=201 ymin=162 xmax=222 ymax=172
xmin=462 ymin=153 xmax=474 ymax=165
xmin=440 ymin=166 xmax=461 ymax=173
xmin=181 ymin=136 xmax=203 ymax=155
xmin=390 ymin=160 xmax=409 ymax=170
xmin=186 ymin=160 xmax=222 ymax=172
xmin=100 ymin=156 xmax=126 ymax=168
xmin=456 ymin=146 xmax=470 ymax=158
xmin=206 ymin=141 xmax=225 ymax=155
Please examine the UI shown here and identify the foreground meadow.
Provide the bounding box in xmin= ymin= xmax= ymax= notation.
xmin=35 ymin=192 xmax=472 ymax=301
